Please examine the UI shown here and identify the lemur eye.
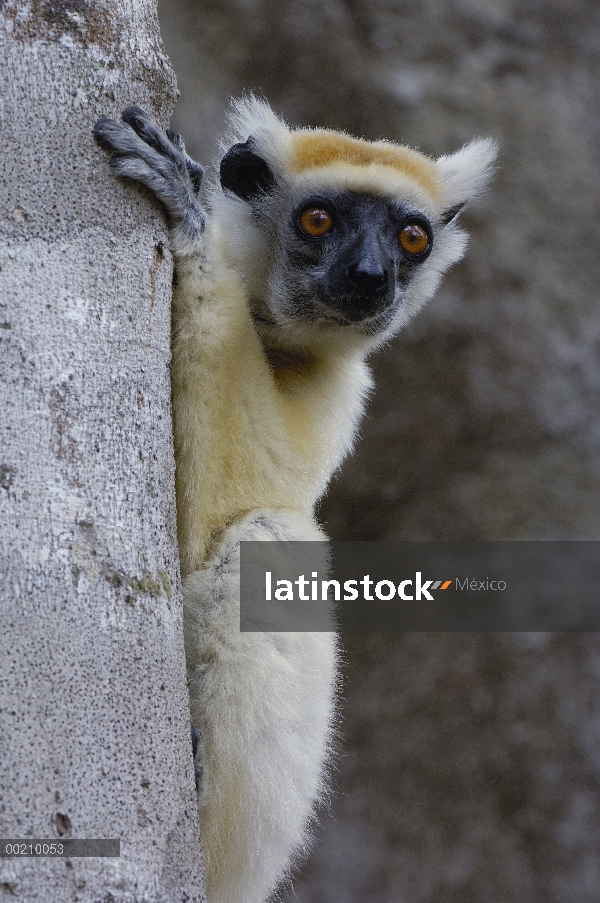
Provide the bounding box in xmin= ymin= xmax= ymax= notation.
xmin=299 ymin=207 xmax=333 ymax=237
xmin=399 ymin=222 xmax=430 ymax=257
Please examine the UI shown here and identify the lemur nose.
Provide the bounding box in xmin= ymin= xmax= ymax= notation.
xmin=348 ymin=260 xmax=388 ymax=293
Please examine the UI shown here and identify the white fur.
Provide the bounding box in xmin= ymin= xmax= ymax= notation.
xmin=184 ymin=511 xmax=337 ymax=903
xmin=169 ymin=98 xmax=496 ymax=903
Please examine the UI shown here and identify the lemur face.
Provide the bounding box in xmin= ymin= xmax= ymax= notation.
xmin=220 ymin=138 xmax=436 ymax=334
xmin=284 ymin=191 xmax=433 ymax=327
xmin=219 ymin=126 xmax=496 ymax=340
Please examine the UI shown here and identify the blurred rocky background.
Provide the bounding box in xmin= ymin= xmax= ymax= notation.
xmin=157 ymin=1 xmax=600 ymax=900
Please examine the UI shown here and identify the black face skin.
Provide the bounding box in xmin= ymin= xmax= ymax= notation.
xmin=283 ymin=191 xmax=433 ymax=327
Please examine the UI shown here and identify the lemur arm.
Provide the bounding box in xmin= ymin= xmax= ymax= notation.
xmin=93 ymin=109 xmax=356 ymax=574
xmin=93 ymin=108 xmax=259 ymax=570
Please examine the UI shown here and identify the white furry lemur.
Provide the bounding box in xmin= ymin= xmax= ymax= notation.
xmin=94 ymin=99 xmax=496 ymax=903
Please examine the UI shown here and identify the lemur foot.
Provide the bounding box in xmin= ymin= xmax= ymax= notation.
xmin=191 ymin=723 xmax=204 ymax=794
xmin=93 ymin=106 xmax=205 ymax=244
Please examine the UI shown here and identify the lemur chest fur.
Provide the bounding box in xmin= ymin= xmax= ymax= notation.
xmin=171 ymin=226 xmax=371 ymax=575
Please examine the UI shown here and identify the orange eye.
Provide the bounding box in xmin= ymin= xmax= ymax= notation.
xmin=399 ymin=222 xmax=430 ymax=256
xmin=299 ymin=207 xmax=333 ymax=237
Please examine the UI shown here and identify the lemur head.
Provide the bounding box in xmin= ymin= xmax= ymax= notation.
xmin=212 ymin=98 xmax=496 ymax=348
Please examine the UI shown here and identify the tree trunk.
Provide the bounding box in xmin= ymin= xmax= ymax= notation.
xmin=0 ymin=1 xmax=205 ymax=899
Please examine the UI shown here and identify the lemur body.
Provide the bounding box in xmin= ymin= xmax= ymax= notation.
xmin=94 ymin=99 xmax=496 ymax=903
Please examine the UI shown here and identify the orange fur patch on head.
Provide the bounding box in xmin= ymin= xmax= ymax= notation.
xmin=290 ymin=130 xmax=439 ymax=196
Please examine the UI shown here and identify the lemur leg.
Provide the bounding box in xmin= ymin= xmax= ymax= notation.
xmin=93 ymin=106 xmax=205 ymax=252
xmin=183 ymin=509 xmax=337 ymax=903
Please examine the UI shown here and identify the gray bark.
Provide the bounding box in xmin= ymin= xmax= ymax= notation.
xmin=0 ymin=1 xmax=205 ymax=900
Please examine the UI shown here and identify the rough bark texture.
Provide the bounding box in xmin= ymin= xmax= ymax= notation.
xmin=0 ymin=2 xmax=205 ymax=900
xmin=157 ymin=1 xmax=600 ymax=900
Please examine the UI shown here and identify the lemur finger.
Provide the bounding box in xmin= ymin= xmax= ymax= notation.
xmin=168 ymin=128 xmax=204 ymax=195
xmin=93 ymin=117 xmax=135 ymax=154
xmin=186 ymin=160 xmax=204 ymax=195
xmin=122 ymin=106 xmax=192 ymax=186
xmin=122 ymin=106 xmax=177 ymax=159
xmin=97 ymin=110 xmax=177 ymax=175
xmin=166 ymin=127 xmax=185 ymax=152
xmin=94 ymin=117 xmax=183 ymax=184
xmin=94 ymin=117 xmax=164 ymax=165
xmin=124 ymin=108 xmax=203 ymax=193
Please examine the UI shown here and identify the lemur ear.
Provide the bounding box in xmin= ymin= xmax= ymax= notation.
xmin=436 ymin=138 xmax=498 ymax=224
xmin=220 ymin=137 xmax=275 ymax=201
xmin=440 ymin=202 xmax=466 ymax=225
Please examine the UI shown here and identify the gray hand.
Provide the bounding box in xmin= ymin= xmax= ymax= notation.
xmin=93 ymin=106 xmax=205 ymax=242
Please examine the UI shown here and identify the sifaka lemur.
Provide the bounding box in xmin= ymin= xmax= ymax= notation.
xmin=94 ymin=98 xmax=496 ymax=903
